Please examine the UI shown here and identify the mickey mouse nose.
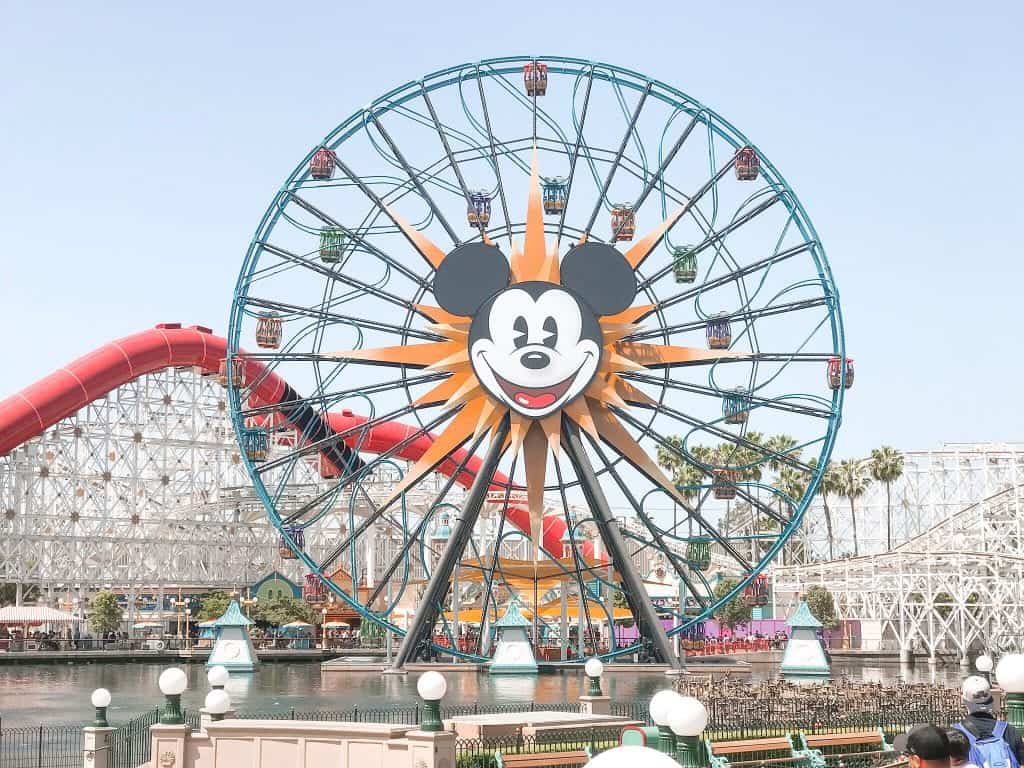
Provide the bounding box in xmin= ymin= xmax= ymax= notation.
xmin=521 ymin=351 xmax=550 ymax=370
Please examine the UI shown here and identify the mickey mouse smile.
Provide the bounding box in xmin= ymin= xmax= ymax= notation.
xmin=484 ymin=353 xmax=594 ymax=412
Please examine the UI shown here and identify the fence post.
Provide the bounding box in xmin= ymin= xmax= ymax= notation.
xmin=83 ymin=725 xmax=115 ymax=768
xmin=290 ymin=708 xmax=295 ymax=721
xmin=353 ymin=705 xmax=359 ymax=722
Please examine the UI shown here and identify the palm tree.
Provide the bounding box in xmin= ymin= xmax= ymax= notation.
xmin=869 ymin=446 xmax=905 ymax=551
xmin=835 ymin=459 xmax=871 ymax=556
xmin=809 ymin=459 xmax=839 ymax=561
xmin=775 ymin=466 xmax=808 ymax=564
xmin=765 ymin=434 xmax=801 ymax=474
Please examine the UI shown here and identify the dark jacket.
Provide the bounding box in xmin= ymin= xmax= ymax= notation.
xmin=961 ymin=712 xmax=1024 ymax=764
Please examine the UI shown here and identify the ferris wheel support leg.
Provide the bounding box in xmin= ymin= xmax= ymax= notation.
xmin=390 ymin=415 xmax=512 ymax=670
xmin=561 ymin=419 xmax=682 ymax=670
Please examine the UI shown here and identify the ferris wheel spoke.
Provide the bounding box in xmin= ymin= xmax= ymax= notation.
xmin=640 ymin=240 xmax=818 ymax=319
xmin=242 ymin=296 xmax=444 ymax=342
xmin=367 ymin=111 xmax=461 ymax=245
xmin=474 ymin=68 xmax=514 ymax=248
xmin=257 ymin=240 xmax=430 ymax=320
xmin=621 ymin=372 xmax=833 ymax=420
xmin=583 ymin=82 xmax=653 ymax=236
xmin=584 ymin=434 xmax=710 ymax=611
xmin=419 ymin=82 xmax=474 ymax=215
xmin=636 ymin=192 xmax=783 ymax=291
xmin=626 ymin=297 xmax=830 ymax=343
xmin=623 ymin=111 xmax=702 ymax=230
xmin=283 ymin=193 xmax=433 ymax=291
xmin=555 ymin=65 xmax=595 ymax=247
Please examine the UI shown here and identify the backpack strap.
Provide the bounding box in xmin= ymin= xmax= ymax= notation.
xmin=994 ymin=721 xmax=1009 ymax=739
xmin=958 ymin=722 xmax=981 ymax=744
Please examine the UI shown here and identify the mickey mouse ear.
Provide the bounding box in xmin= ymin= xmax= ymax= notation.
xmin=561 ymin=242 xmax=636 ymax=316
xmin=433 ymin=242 xmax=510 ymax=317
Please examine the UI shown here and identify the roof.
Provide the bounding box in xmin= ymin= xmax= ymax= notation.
xmin=492 ymin=597 xmax=531 ymax=628
xmin=210 ymin=599 xmax=255 ymax=627
xmin=0 ymin=606 xmax=81 ymax=624
xmin=786 ymin=601 xmax=823 ymax=629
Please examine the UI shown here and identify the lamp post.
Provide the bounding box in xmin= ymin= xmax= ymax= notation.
xmin=416 ymin=671 xmax=447 ymax=732
xmin=977 ymin=653 xmax=994 ymax=685
xmin=669 ymin=697 xmax=709 ymax=768
xmin=91 ymin=688 xmax=112 ymax=728
xmin=585 ymin=657 xmax=604 ymax=697
xmin=204 ymin=689 xmax=231 ymax=722
xmin=996 ymin=654 xmax=1024 ymax=729
xmin=208 ymin=665 xmax=229 ymax=691
xmin=321 ymin=607 xmax=328 ymax=649
xmin=158 ymin=667 xmax=188 ymax=725
xmin=649 ymin=690 xmax=683 ymax=754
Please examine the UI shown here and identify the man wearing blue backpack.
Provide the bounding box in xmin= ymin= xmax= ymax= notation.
xmin=955 ymin=676 xmax=1024 ymax=768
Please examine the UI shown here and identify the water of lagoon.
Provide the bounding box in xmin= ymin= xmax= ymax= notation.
xmin=0 ymin=659 xmax=970 ymax=728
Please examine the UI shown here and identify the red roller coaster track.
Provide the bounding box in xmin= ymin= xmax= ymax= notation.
xmin=0 ymin=323 xmax=584 ymax=559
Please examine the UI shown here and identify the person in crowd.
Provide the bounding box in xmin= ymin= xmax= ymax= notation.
xmin=947 ymin=728 xmax=980 ymax=768
xmin=894 ymin=724 xmax=952 ymax=768
xmin=957 ymin=675 xmax=1024 ymax=767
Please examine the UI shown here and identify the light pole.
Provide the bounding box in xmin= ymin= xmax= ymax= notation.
xmin=158 ymin=667 xmax=188 ymax=725
xmin=204 ymin=689 xmax=231 ymax=722
xmin=585 ymin=657 xmax=604 ymax=696
xmin=996 ymin=654 xmax=1024 ymax=729
xmin=208 ymin=665 xmax=229 ymax=691
xmin=321 ymin=608 xmax=328 ymax=649
xmin=91 ymin=688 xmax=111 ymax=728
xmin=669 ymin=697 xmax=709 ymax=768
xmin=416 ymin=671 xmax=448 ymax=732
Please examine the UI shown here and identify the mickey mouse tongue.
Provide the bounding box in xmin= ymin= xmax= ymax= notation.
xmin=494 ymin=373 xmax=574 ymax=412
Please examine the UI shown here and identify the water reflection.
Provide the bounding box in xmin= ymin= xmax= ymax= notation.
xmin=0 ymin=659 xmax=972 ymax=727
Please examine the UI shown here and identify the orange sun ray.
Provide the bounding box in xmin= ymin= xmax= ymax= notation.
xmin=564 ymin=398 xmax=599 ymax=440
xmin=602 ymin=304 xmax=656 ymax=325
xmin=614 ymin=341 xmax=747 ymax=368
xmin=413 ymin=374 xmax=463 ymax=407
xmin=523 ymin=422 xmax=548 ymax=558
xmin=414 ymin=304 xmax=469 ymax=325
xmin=623 ymin=204 xmax=690 ymax=270
xmin=510 ymin=147 xmax=559 ymax=284
xmin=333 ymin=341 xmax=464 ymax=368
xmin=382 ymin=204 xmax=447 ymax=269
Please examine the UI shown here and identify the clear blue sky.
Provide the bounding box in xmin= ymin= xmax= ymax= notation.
xmin=1 ymin=0 xmax=1020 ymax=459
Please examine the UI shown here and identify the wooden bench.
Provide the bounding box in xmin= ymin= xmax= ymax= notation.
xmin=799 ymin=730 xmax=895 ymax=768
xmin=707 ymin=736 xmax=811 ymax=768
xmin=495 ymin=750 xmax=590 ymax=768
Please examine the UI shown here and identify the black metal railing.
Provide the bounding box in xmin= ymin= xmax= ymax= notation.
xmin=0 ymin=724 xmax=83 ymax=768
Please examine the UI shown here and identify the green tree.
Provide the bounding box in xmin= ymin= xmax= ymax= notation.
xmin=934 ymin=592 xmax=955 ymax=620
xmin=253 ymin=595 xmax=313 ymax=627
xmin=0 ymin=583 xmax=39 ymax=606
xmin=803 ymin=585 xmax=840 ymax=629
xmin=765 ymin=434 xmax=800 ymax=474
xmin=869 ymin=446 xmax=905 ymax=551
xmin=809 ymin=458 xmax=840 ymax=561
xmin=656 ymin=436 xmax=706 ymax=502
xmin=89 ymin=590 xmax=122 ymax=635
xmin=196 ymin=591 xmax=233 ymax=622
xmin=835 ymin=459 xmax=871 ymax=556
xmin=712 ymin=578 xmax=751 ymax=630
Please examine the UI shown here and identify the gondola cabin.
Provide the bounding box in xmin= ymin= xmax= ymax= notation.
xmin=303 ymin=573 xmax=326 ymax=604
xmin=255 ymin=312 xmax=283 ymax=349
xmin=523 ymin=61 xmax=548 ymax=96
xmin=217 ymin=358 xmax=244 ymax=388
xmin=672 ymin=246 xmax=698 ymax=284
xmin=611 ymin=203 xmax=635 ymax=241
xmin=734 ymin=147 xmax=760 ymax=181
xmin=541 ymin=176 xmax=568 ymax=215
xmin=467 ymin=190 xmax=492 ymax=226
xmin=712 ymin=467 xmax=739 ymax=500
xmin=242 ymin=427 xmax=269 ymax=463
xmin=309 ymin=147 xmax=337 ymax=180
xmin=706 ymin=313 xmax=732 ymax=349
xmin=319 ymin=227 xmax=346 ymax=263
xmin=318 ymin=454 xmax=342 ymax=479
xmin=723 ymin=387 xmax=750 ymax=424
xmin=279 ymin=526 xmax=304 ymax=560
xmin=743 ymin=574 xmax=769 ymax=607
xmin=827 ymin=356 xmax=854 ymax=390
xmin=686 ymin=537 xmax=712 ymax=571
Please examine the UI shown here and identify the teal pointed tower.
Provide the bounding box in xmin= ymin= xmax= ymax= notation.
xmin=780 ymin=600 xmax=830 ymax=676
xmin=207 ymin=598 xmax=259 ymax=672
xmin=488 ymin=597 xmax=539 ymax=675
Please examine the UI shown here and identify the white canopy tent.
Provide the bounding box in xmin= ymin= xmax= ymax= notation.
xmin=0 ymin=606 xmax=81 ymax=624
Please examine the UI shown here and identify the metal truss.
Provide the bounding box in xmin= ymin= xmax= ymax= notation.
xmin=774 ymin=453 xmax=1024 ymax=660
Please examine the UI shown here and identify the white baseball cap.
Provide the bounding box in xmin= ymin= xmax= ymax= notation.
xmin=963 ymin=675 xmax=994 ymax=712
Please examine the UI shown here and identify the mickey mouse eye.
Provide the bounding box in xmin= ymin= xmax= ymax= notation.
xmin=513 ymin=316 xmax=528 ymax=349
xmin=542 ymin=316 xmax=558 ymax=349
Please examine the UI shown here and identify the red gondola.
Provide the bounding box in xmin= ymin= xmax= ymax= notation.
xmin=303 ymin=573 xmax=326 ymax=603
xmin=734 ymin=147 xmax=760 ymax=181
xmin=611 ymin=204 xmax=635 ymax=241
xmin=309 ymin=147 xmax=337 ymax=180
xmin=827 ymin=356 xmax=854 ymax=390
xmin=743 ymin=574 xmax=769 ymax=607
xmin=523 ymin=62 xmax=548 ymax=96
xmin=712 ymin=468 xmax=739 ymax=500
xmin=255 ymin=312 xmax=282 ymax=349
xmin=217 ymin=358 xmax=244 ymax=388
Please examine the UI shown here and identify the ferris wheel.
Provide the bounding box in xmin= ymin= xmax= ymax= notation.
xmin=227 ymin=56 xmax=850 ymax=666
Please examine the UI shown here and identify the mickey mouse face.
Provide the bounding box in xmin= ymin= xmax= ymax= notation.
xmin=470 ymin=283 xmax=601 ymax=418
xmin=432 ymin=240 xmax=637 ymax=419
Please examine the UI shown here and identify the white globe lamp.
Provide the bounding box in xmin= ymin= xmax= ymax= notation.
xmin=207 ymin=665 xmax=230 ymax=690
xmin=585 ymin=745 xmax=681 ymax=768
xmin=668 ymin=696 xmax=710 ymax=767
xmin=158 ymin=667 xmax=188 ymax=724
xmin=416 ymin=671 xmax=447 ymax=732
xmin=649 ymin=689 xmax=683 ymax=753
xmin=996 ymin=653 xmax=1024 ymax=728
xmin=91 ymin=688 xmax=112 ymax=728
xmin=584 ymin=658 xmax=604 ymax=696
xmin=976 ymin=654 xmax=994 ymax=673
xmin=204 ymin=689 xmax=231 ymax=722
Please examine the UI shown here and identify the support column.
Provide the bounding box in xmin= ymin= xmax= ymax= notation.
xmin=391 ymin=416 xmax=510 ymax=669
xmin=83 ymin=727 xmax=114 ymax=768
xmin=561 ymin=419 xmax=680 ymax=669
